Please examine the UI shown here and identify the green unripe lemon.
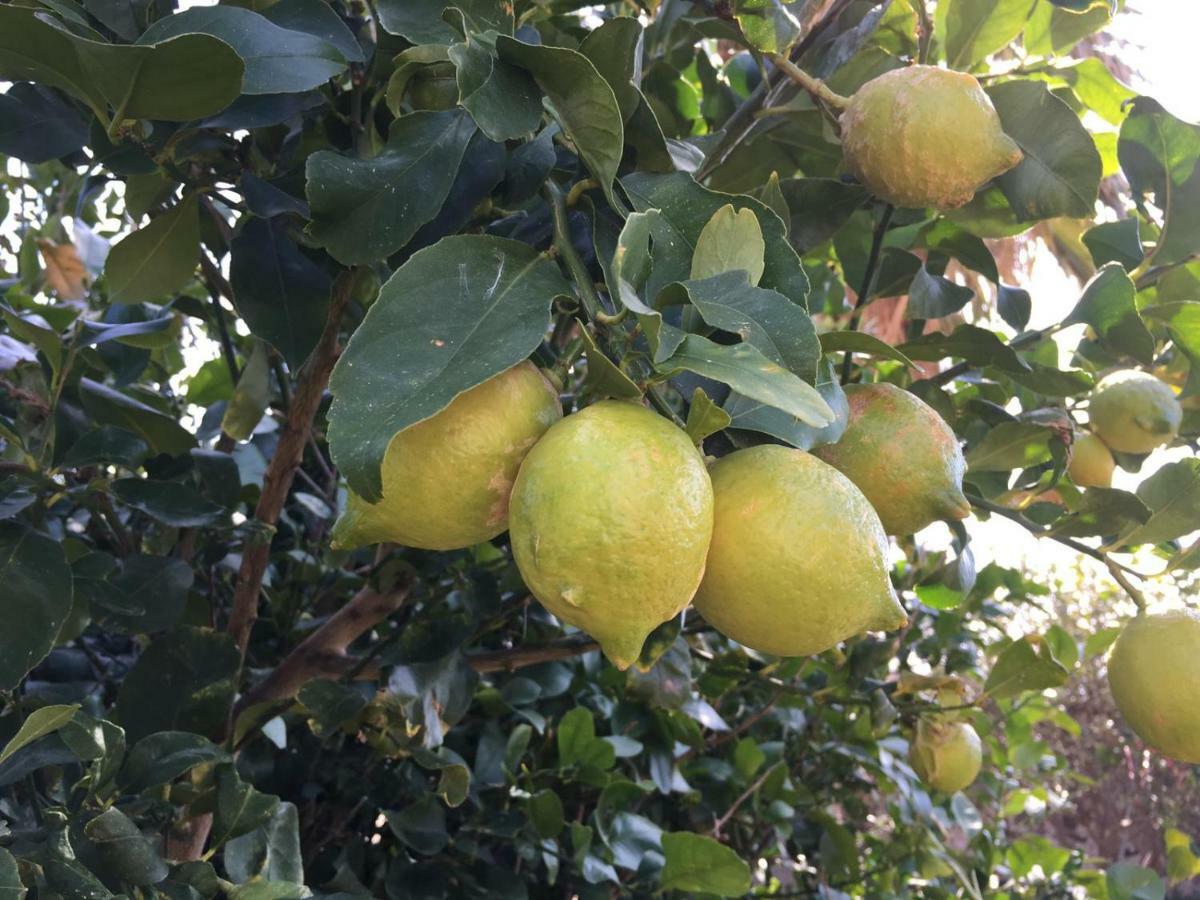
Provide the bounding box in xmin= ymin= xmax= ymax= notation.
xmin=1089 ymin=369 xmax=1182 ymax=455
xmin=841 ymin=65 xmax=1023 ymax=209
xmin=1068 ymin=432 xmax=1115 ymax=488
xmin=1107 ymin=609 xmax=1200 ymax=763
xmin=331 ymin=362 xmax=562 ymax=551
xmin=509 ymin=401 xmax=714 ymax=671
xmin=692 ymin=445 xmax=907 ymax=658
xmin=909 ymin=719 xmax=983 ymax=794
xmin=813 ymin=383 xmax=970 ymax=536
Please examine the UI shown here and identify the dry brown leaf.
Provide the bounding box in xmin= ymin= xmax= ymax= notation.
xmin=37 ymin=239 xmax=88 ymax=300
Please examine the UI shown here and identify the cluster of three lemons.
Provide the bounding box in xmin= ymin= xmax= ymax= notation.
xmin=333 ymin=366 xmax=978 ymax=669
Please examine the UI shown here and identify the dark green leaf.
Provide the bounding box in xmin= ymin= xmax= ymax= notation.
xmin=690 ymin=205 xmax=766 ymax=285
xmin=111 ymin=478 xmax=226 ymax=527
xmin=79 ymin=378 xmax=197 ymax=456
xmin=660 ymin=832 xmax=751 ymax=897
xmin=0 ymin=848 xmax=23 ymax=900
xmin=448 ymin=37 xmax=541 ymax=143
xmin=527 ymin=789 xmax=565 ymax=839
xmin=579 ymin=323 xmax=642 ymax=400
xmin=306 ymin=109 xmax=476 ymax=265
xmin=375 ymin=0 xmax=511 ymax=43
xmin=261 ymin=0 xmax=364 ymax=65
xmin=0 ymin=522 xmax=73 ymax=690
xmin=1049 ymin=487 xmax=1152 ymax=539
xmin=119 ymin=731 xmax=231 ymax=792
xmin=1005 ymin=362 xmax=1095 ymax=397
xmin=966 ymin=422 xmax=1054 ymax=471
xmin=0 ymin=704 xmax=79 ymax=764
xmin=945 ymin=0 xmax=1032 ymax=70
xmin=818 ymin=331 xmax=916 ymax=367
xmin=224 ymin=802 xmax=304 ymax=886
xmin=139 ymin=6 xmax=347 ymax=95
xmin=725 ymin=357 xmax=849 ymax=450
xmin=114 ymin=626 xmax=240 ymax=742
xmin=1107 ymin=863 xmax=1165 ymax=900
xmin=1120 ymin=458 xmax=1200 ymax=546
xmin=0 ymin=83 xmax=88 ymax=163
xmin=988 ymin=80 xmax=1102 ymax=220
xmin=578 ymin=16 xmax=643 ymax=123
xmin=1065 ymin=263 xmax=1154 ymax=364
xmin=998 ymin=283 xmax=1032 ymax=331
xmin=387 ymin=796 xmax=448 ymax=855
xmin=496 ymin=37 xmax=624 ymax=210
xmin=84 ymin=806 xmax=169 ymax=887
xmin=230 ymin=217 xmax=331 ymax=370
xmin=298 ymin=679 xmax=373 ymax=735
xmin=104 ymin=194 xmax=199 ymax=304
xmin=906 ymin=265 xmax=976 ymax=319
xmin=900 ymin=324 xmax=1030 ymax=373
xmin=327 ymin=235 xmax=566 ymax=500
xmin=685 ymin=388 xmax=731 ymax=443
xmin=983 ymin=636 xmax=1070 ymax=699
xmin=777 ymin=178 xmax=868 ymax=254
xmin=1083 ymin=219 xmax=1144 ymax=270
xmin=213 ymin=765 xmax=281 ymax=844
xmin=95 ymin=553 xmax=193 ymax=633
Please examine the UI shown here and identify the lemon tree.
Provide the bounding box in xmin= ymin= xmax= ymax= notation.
xmin=1 ymin=0 xmax=1199 ymax=896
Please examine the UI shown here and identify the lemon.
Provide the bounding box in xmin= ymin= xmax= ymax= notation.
xmin=813 ymin=383 xmax=970 ymax=536
xmin=909 ymin=719 xmax=983 ymax=793
xmin=1107 ymin=609 xmax=1200 ymax=763
xmin=331 ymin=362 xmax=562 ymax=551
xmin=692 ymin=445 xmax=906 ymax=657
xmin=1089 ymin=370 xmax=1182 ymax=455
xmin=840 ymin=66 xmax=1023 ymax=209
xmin=509 ymin=401 xmax=714 ymax=670
xmin=1068 ymin=432 xmax=1115 ymax=488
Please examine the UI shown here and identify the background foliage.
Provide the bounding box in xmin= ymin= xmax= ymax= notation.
xmin=0 ymin=0 xmax=1198 ymax=896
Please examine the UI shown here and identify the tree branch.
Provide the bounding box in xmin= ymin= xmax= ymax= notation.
xmin=467 ymin=637 xmax=599 ymax=673
xmin=841 ymin=203 xmax=895 ymax=383
xmin=226 ymin=271 xmax=354 ymax=658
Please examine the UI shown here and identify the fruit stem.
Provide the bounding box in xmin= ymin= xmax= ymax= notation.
xmin=544 ymin=181 xmax=607 ymax=324
xmin=770 ymin=55 xmax=853 ymax=111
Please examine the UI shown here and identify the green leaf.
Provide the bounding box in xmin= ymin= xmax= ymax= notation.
xmin=527 ymin=789 xmax=565 ymax=839
xmin=114 ymin=626 xmax=240 ymax=743
xmin=104 ymin=194 xmax=199 ymax=304
xmin=93 ymin=553 xmax=194 ymax=634
xmin=328 ymin=235 xmax=567 ymax=501
xmin=1082 ymin=218 xmax=1144 ymax=270
xmin=1024 ymin=1 xmax=1112 ymax=55
xmin=1142 ymin=302 xmax=1200 ymax=393
xmin=84 ymin=806 xmax=169 ymax=887
xmin=733 ymin=0 xmax=805 ymax=54
xmin=818 ymin=331 xmax=916 ymax=368
xmin=0 ymin=704 xmax=79 ymax=764
xmin=578 ymin=323 xmax=642 ymax=400
xmin=660 ymin=832 xmax=751 ymax=897
xmin=998 ymin=283 xmax=1032 ymax=331
xmin=297 ymin=679 xmax=372 ymax=734
xmin=657 ymin=335 xmax=834 ymax=428
xmin=307 ymin=109 xmax=476 ymax=265
xmin=578 ymin=16 xmax=643 ymax=123
xmin=0 ymin=83 xmax=88 ymax=163
xmin=685 ymin=388 xmax=731 ymax=443
xmin=139 ymin=6 xmax=347 ymax=95
xmin=610 ymin=209 xmax=684 ymax=362
xmin=659 ymin=271 xmax=820 ymax=377
xmin=118 ymin=731 xmax=231 ymax=792
xmin=1041 ymin=57 xmax=1135 ymax=127
xmin=1065 ymin=263 xmax=1155 ymax=364
xmin=691 ymin=204 xmax=766 ymax=285
xmin=1107 ymin=862 xmax=1165 ymax=900
xmin=224 ymin=802 xmax=304 ymax=886
xmin=906 ymin=264 xmax=976 ymax=319
xmin=724 ymin=357 xmax=849 ymax=450
xmin=1119 ymin=458 xmax=1200 ymax=546
xmin=777 ymin=178 xmax=869 ymax=254
xmin=1118 ymin=98 xmax=1200 ymax=267
xmin=915 ymin=583 xmax=965 ymax=610
xmin=1 ymin=305 xmax=62 ymax=375
xmin=448 ymin=37 xmax=541 ymax=143
xmin=945 ymin=0 xmax=1032 ymax=70
xmin=983 ymin=636 xmax=1070 ymax=699
xmin=558 ymin=707 xmax=597 ymax=767
xmin=1049 ymin=488 xmax=1150 ymax=539
xmin=0 ymin=848 xmax=23 ymax=900
xmin=229 ymin=217 xmax=331 ymax=370
xmin=0 ymin=522 xmax=73 ymax=690
xmin=900 ymin=324 xmax=1030 ymax=373
xmin=111 ymin=478 xmax=226 ymax=527
xmin=387 ymin=795 xmax=448 ymax=855
xmin=1165 ymin=828 xmax=1200 ymax=886
xmin=496 ymin=37 xmax=624 ymax=211
xmin=966 ymin=422 xmax=1054 ymax=471
xmin=375 ymin=0 xmax=511 ymax=43
xmin=623 ymin=172 xmax=810 ymax=314
xmin=0 ymin=6 xmax=244 ymax=123
xmin=213 ymin=764 xmax=281 ymax=844
xmin=987 ymin=80 xmax=1101 ymax=220
xmin=261 ymin=0 xmax=365 ymax=65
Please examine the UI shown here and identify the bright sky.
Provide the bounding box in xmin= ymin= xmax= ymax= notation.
xmin=1111 ymin=0 xmax=1200 ymax=122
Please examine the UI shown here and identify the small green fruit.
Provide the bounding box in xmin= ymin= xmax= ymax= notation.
xmin=1089 ymin=369 xmax=1182 ymax=454
xmin=1068 ymin=432 xmax=1115 ymax=488
xmin=909 ymin=719 xmax=983 ymax=794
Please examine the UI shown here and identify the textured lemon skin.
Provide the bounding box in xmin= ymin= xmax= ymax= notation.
xmin=692 ymin=446 xmax=907 ymax=658
xmin=509 ymin=401 xmax=714 ymax=671
xmin=1089 ymin=370 xmax=1182 ymax=454
xmin=841 ymin=66 xmax=1023 ymax=210
xmin=331 ymin=362 xmax=562 ymax=551
xmin=909 ymin=720 xmax=983 ymax=794
xmin=812 ymin=384 xmax=969 ymax=536
xmin=1068 ymin=432 xmax=1115 ymax=488
xmin=1108 ymin=610 xmax=1200 ymax=763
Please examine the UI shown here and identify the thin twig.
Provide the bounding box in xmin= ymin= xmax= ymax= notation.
xmin=712 ymin=761 xmax=784 ymax=839
xmin=467 ymin=637 xmax=599 ymax=674
xmin=840 ymin=204 xmax=895 ymax=383
xmin=770 ymin=55 xmax=852 ymax=110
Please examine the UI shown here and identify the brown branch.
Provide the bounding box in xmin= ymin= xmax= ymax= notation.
xmin=226 ymin=271 xmax=354 ymax=658
xmin=467 ymin=637 xmax=599 ymax=674
xmin=236 ymin=582 xmax=410 ymax=713
xmin=712 ymin=761 xmax=784 ymax=839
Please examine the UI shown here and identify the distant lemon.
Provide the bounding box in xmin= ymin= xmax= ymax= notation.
xmin=813 ymin=383 xmax=970 ymax=536
xmin=909 ymin=719 xmax=983 ymax=793
xmin=692 ymin=445 xmax=907 ymax=658
xmin=1089 ymin=370 xmax=1182 ymax=455
xmin=840 ymin=65 xmax=1023 ymax=209
xmin=1108 ymin=609 xmax=1200 ymax=763
xmin=508 ymin=401 xmax=714 ymax=670
xmin=1068 ymin=432 xmax=1115 ymax=488
xmin=331 ymin=362 xmax=562 ymax=551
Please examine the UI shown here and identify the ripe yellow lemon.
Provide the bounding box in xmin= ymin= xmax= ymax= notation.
xmin=909 ymin=719 xmax=983 ymax=793
xmin=508 ymin=401 xmax=714 ymax=670
xmin=692 ymin=445 xmax=906 ymax=657
xmin=840 ymin=66 xmax=1023 ymax=209
xmin=813 ymin=383 xmax=970 ymax=536
xmin=331 ymin=362 xmax=562 ymax=551
xmin=1089 ymin=370 xmax=1182 ymax=455
xmin=1107 ymin=609 xmax=1200 ymax=763
xmin=1068 ymin=432 xmax=1115 ymax=488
